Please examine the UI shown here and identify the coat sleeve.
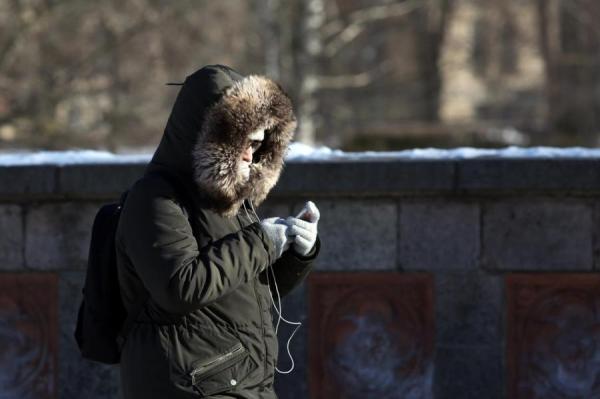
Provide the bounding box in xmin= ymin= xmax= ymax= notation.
xmin=119 ymin=183 xmax=277 ymax=315
xmin=264 ymin=235 xmax=321 ymax=299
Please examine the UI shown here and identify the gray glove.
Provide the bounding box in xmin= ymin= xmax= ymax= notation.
xmin=286 ymin=201 xmax=320 ymax=256
xmin=260 ymin=217 xmax=293 ymax=258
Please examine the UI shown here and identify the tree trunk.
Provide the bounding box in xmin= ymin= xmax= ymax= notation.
xmin=412 ymin=0 xmax=454 ymax=122
xmin=296 ymin=0 xmax=324 ymax=145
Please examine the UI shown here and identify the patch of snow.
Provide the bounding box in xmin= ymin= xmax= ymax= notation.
xmin=0 ymin=149 xmax=151 ymax=166
xmin=3 ymin=143 xmax=600 ymax=166
xmin=286 ymin=143 xmax=600 ymax=161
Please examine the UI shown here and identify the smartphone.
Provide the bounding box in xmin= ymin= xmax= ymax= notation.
xmin=296 ymin=208 xmax=313 ymax=222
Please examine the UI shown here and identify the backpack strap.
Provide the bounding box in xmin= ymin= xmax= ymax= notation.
xmin=117 ymin=170 xmax=200 ymax=349
xmin=116 ymin=187 xmax=149 ymax=350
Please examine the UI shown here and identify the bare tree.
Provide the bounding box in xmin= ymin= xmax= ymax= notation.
xmin=0 ymin=0 xmax=265 ymax=150
xmin=291 ymin=0 xmax=427 ymax=145
xmin=537 ymin=0 xmax=600 ymax=145
xmin=411 ymin=0 xmax=454 ymax=121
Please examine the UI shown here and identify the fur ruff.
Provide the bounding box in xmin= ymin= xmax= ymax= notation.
xmin=191 ymin=75 xmax=296 ymax=217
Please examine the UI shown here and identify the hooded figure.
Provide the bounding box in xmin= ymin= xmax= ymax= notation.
xmin=115 ymin=65 xmax=320 ymax=398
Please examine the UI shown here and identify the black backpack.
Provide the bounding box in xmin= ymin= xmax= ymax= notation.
xmin=74 ymin=170 xmax=198 ymax=364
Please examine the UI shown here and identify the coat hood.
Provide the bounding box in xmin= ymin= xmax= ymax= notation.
xmin=145 ymin=65 xmax=297 ymax=217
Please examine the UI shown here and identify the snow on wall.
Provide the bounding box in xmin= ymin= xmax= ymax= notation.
xmin=2 ymin=143 xmax=600 ymax=166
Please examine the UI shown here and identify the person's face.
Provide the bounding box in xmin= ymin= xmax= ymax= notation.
xmin=239 ymin=129 xmax=264 ymax=180
xmin=241 ymin=138 xmax=263 ymax=162
xmin=241 ymin=143 xmax=254 ymax=163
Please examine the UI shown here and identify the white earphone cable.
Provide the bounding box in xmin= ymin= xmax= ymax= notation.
xmin=246 ymin=200 xmax=302 ymax=374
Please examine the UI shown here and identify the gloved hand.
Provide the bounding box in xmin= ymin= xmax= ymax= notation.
xmin=286 ymin=201 xmax=320 ymax=256
xmin=259 ymin=217 xmax=294 ymax=259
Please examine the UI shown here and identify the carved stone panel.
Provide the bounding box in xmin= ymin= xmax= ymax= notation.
xmin=308 ymin=272 xmax=434 ymax=399
xmin=507 ymin=274 xmax=600 ymax=399
xmin=0 ymin=273 xmax=58 ymax=399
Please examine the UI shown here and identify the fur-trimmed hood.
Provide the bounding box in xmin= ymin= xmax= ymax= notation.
xmin=145 ymin=65 xmax=296 ymax=217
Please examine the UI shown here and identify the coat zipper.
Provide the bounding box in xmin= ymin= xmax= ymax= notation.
xmin=190 ymin=342 xmax=245 ymax=384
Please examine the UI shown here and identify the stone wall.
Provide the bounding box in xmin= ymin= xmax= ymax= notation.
xmin=1 ymin=158 xmax=600 ymax=398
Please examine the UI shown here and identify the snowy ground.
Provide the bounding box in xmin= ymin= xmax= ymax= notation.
xmin=2 ymin=142 xmax=600 ymax=166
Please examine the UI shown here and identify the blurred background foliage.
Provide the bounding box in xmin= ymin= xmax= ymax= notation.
xmin=1 ymin=0 xmax=600 ymax=152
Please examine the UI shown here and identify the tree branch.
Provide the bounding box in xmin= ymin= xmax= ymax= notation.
xmin=323 ymin=0 xmax=423 ymax=56
xmin=313 ymin=60 xmax=394 ymax=90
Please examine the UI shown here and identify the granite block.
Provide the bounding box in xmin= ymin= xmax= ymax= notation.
xmin=0 ymin=204 xmax=24 ymax=270
xmin=482 ymin=200 xmax=592 ymax=271
xmin=593 ymin=201 xmax=600 ymax=271
xmin=399 ymin=201 xmax=479 ymax=270
xmin=25 ymin=202 xmax=101 ymax=270
xmin=458 ymin=158 xmax=600 ymax=193
xmin=0 ymin=165 xmax=57 ymax=199
xmin=435 ymin=271 xmax=503 ymax=346
xmin=305 ymin=200 xmax=397 ymax=270
xmin=57 ymin=163 xmax=146 ymax=199
xmin=433 ymin=345 xmax=504 ymax=399
xmin=273 ymin=160 xmax=456 ymax=197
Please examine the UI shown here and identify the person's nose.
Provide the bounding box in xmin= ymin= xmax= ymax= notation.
xmin=241 ymin=146 xmax=253 ymax=162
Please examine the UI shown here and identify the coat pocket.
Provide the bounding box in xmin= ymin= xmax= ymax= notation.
xmin=190 ymin=342 xmax=259 ymax=396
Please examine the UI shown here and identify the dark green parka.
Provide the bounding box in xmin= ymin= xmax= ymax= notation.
xmin=115 ymin=65 xmax=320 ymax=398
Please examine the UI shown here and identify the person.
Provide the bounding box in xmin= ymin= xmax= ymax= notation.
xmin=115 ymin=64 xmax=321 ymax=398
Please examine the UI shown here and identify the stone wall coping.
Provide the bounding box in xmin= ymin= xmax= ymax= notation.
xmin=2 ymin=158 xmax=600 ymax=200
